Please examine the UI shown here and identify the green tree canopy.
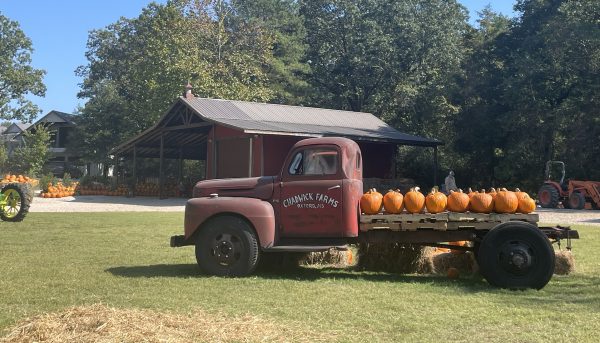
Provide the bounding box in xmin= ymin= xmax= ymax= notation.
xmin=10 ymin=124 xmax=54 ymax=176
xmin=0 ymin=12 xmax=46 ymax=122
xmin=70 ymin=0 xmax=275 ymax=164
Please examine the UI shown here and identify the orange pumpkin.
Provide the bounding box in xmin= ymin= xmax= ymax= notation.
xmin=514 ymin=188 xmax=529 ymax=201
xmin=348 ymin=250 xmax=354 ymax=264
xmin=470 ymin=190 xmax=494 ymax=213
xmin=518 ymin=195 xmax=536 ymax=213
xmin=404 ymin=187 xmax=426 ymax=213
xmin=447 ymin=189 xmax=470 ymax=212
xmin=495 ymin=188 xmax=518 ymax=213
xmin=449 ymin=241 xmax=469 ymax=254
xmin=446 ymin=267 xmax=460 ymax=279
xmin=383 ymin=189 xmax=404 ymax=214
xmin=425 ymin=188 xmax=447 ymax=213
xmin=361 ymin=189 xmax=383 ymax=214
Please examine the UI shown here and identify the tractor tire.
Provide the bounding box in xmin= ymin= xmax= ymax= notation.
xmin=478 ymin=221 xmax=555 ymax=290
xmin=195 ymin=216 xmax=261 ymax=277
xmin=568 ymin=192 xmax=586 ymax=210
xmin=538 ymin=185 xmax=559 ymax=208
xmin=1 ymin=183 xmax=31 ymax=222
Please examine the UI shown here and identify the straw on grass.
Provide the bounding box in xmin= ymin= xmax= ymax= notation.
xmin=0 ymin=304 xmax=336 ymax=343
xmin=554 ymin=250 xmax=576 ymax=275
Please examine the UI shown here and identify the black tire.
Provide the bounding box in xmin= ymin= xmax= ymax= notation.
xmin=478 ymin=222 xmax=555 ymax=290
xmin=195 ymin=216 xmax=261 ymax=277
xmin=1 ymin=183 xmax=31 ymax=222
xmin=568 ymin=192 xmax=586 ymax=210
xmin=538 ymin=185 xmax=559 ymax=208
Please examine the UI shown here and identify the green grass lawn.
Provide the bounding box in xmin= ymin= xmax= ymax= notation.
xmin=1 ymin=212 xmax=599 ymax=342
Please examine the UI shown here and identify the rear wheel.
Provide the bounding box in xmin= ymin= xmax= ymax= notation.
xmin=538 ymin=185 xmax=559 ymax=208
xmin=195 ymin=216 xmax=261 ymax=277
xmin=478 ymin=222 xmax=555 ymax=290
xmin=568 ymin=192 xmax=586 ymax=210
xmin=1 ymin=183 xmax=31 ymax=222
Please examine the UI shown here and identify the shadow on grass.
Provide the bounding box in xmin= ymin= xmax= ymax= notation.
xmin=106 ymin=263 xmax=491 ymax=291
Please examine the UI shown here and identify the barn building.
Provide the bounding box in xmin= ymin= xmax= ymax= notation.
xmin=109 ymin=86 xmax=443 ymax=198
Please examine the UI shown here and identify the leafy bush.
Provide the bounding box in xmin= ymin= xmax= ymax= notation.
xmin=39 ymin=172 xmax=57 ymax=191
xmin=62 ymin=173 xmax=73 ymax=187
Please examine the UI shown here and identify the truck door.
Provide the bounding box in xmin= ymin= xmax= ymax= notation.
xmin=279 ymin=146 xmax=344 ymax=237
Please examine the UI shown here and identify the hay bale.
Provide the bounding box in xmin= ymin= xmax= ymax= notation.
xmin=297 ymin=249 xmax=352 ymax=267
xmin=431 ymin=252 xmax=479 ymax=274
xmin=357 ymin=243 xmax=434 ymax=274
xmin=554 ymin=250 xmax=576 ymax=275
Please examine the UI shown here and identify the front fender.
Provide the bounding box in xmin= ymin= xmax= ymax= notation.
xmin=184 ymin=197 xmax=275 ymax=249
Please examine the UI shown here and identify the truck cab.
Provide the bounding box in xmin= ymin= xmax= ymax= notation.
xmin=172 ymin=137 xmax=362 ymax=276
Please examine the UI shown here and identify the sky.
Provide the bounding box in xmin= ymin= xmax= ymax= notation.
xmin=0 ymin=0 xmax=517 ymax=123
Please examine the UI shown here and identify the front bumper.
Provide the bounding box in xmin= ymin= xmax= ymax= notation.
xmin=170 ymin=235 xmax=192 ymax=247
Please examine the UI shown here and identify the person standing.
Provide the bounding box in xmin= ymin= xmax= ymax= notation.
xmin=445 ymin=171 xmax=457 ymax=195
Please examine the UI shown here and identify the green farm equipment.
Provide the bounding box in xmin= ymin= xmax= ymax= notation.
xmin=0 ymin=183 xmax=31 ymax=222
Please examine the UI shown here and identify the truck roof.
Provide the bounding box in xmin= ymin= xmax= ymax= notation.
xmin=293 ymin=137 xmax=357 ymax=149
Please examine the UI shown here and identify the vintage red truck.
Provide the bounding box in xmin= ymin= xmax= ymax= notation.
xmin=171 ymin=137 xmax=578 ymax=290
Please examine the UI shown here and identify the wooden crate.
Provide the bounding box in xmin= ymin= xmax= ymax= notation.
xmin=359 ymin=211 xmax=539 ymax=232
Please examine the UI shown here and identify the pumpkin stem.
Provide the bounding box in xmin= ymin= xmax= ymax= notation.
xmin=388 ymin=189 xmax=394 ymax=194
xmin=480 ymin=189 xmax=486 ymax=193
xmin=515 ymin=188 xmax=521 ymax=193
xmin=395 ymin=189 xmax=401 ymax=193
xmin=450 ymin=190 xmax=455 ymax=194
xmin=414 ymin=186 xmax=420 ymax=192
xmin=457 ymin=189 xmax=463 ymax=193
xmin=501 ymin=187 xmax=508 ymax=191
xmin=409 ymin=187 xmax=415 ymax=193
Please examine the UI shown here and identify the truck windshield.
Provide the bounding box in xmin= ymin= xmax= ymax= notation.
xmin=288 ymin=149 xmax=338 ymax=175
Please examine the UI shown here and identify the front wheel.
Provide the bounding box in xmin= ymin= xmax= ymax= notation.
xmin=195 ymin=216 xmax=261 ymax=277
xmin=568 ymin=192 xmax=586 ymax=210
xmin=1 ymin=183 xmax=31 ymax=222
xmin=478 ymin=222 xmax=555 ymax=290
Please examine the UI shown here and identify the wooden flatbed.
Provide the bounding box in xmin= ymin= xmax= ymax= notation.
xmin=360 ymin=211 xmax=540 ymax=231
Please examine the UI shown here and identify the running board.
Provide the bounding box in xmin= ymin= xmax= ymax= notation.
xmin=264 ymin=245 xmax=348 ymax=253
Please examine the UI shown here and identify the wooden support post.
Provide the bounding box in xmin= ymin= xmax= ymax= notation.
xmin=260 ymin=135 xmax=264 ymax=176
xmin=159 ymin=132 xmax=164 ymax=199
xmin=249 ymin=137 xmax=253 ymax=177
xmin=392 ymin=144 xmax=397 ymax=179
xmin=115 ymin=153 xmax=119 ymax=186
xmin=179 ymin=147 xmax=184 ymax=182
xmin=434 ymin=146 xmax=438 ymax=188
xmin=212 ymin=125 xmax=216 ymax=179
xmin=133 ymin=145 xmax=137 ymax=195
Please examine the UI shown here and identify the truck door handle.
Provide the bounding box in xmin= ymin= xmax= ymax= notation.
xmin=328 ymin=185 xmax=341 ymax=190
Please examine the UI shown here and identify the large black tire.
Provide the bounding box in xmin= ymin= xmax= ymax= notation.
xmin=478 ymin=222 xmax=555 ymax=290
xmin=538 ymin=185 xmax=559 ymax=208
xmin=568 ymin=192 xmax=586 ymax=210
xmin=1 ymin=183 xmax=31 ymax=222
xmin=195 ymin=216 xmax=261 ymax=277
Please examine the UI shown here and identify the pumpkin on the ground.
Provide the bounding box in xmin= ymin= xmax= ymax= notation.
xmin=447 ymin=267 xmax=460 ymax=279
xmin=470 ymin=190 xmax=494 ymax=213
xmin=383 ymin=189 xmax=404 ymax=214
xmin=447 ymin=189 xmax=470 ymax=212
xmin=426 ymin=188 xmax=447 ymax=213
xmin=404 ymin=187 xmax=426 ymax=213
xmin=361 ymin=188 xmax=383 ymax=214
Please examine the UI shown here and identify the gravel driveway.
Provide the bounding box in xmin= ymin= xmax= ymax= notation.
xmin=29 ymin=193 xmax=600 ymax=226
xmin=29 ymin=194 xmax=187 ymax=212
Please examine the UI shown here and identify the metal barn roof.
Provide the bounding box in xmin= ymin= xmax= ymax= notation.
xmin=109 ymin=97 xmax=443 ymax=159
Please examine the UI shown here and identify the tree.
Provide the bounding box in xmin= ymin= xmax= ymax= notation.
xmin=0 ymin=12 xmax=46 ymax=122
xmin=231 ymin=0 xmax=312 ymax=105
xmin=10 ymin=124 xmax=54 ymax=176
xmin=71 ymin=0 xmax=275 ymax=167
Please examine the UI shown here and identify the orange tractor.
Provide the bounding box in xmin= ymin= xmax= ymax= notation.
xmin=538 ymin=161 xmax=600 ymax=210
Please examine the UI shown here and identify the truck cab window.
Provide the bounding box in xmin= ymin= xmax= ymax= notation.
xmin=356 ymin=152 xmax=361 ymax=170
xmin=288 ymin=152 xmax=303 ymax=175
xmin=288 ymin=149 xmax=338 ymax=175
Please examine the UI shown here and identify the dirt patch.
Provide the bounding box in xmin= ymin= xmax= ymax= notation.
xmin=0 ymin=304 xmax=336 ymax=343
xmin=29 ymin=192 xmax=187 ymax=212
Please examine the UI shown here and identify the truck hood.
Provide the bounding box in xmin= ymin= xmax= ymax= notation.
xmin=193 ymin=176 xmax=275 ymax=200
